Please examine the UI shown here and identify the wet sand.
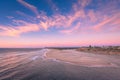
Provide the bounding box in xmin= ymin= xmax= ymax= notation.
xmin=0 ymin=49 xmax=120 ymax=80
xmin=46 ymin=49 xmax=118 ymax=67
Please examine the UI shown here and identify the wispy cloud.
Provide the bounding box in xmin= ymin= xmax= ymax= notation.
xmin=17 ymin=0 xmax=40 ymax=18
xmin=0 ymin=0 xmax=120 ymax=37
xmin=6 ymin=16 xmax=14 ymax=19
xmin=46 ymin=0 xmax=59 ymax=13
xmin=0 ymin=20 xmax=40 ymax=37
xmin=78 ymin=0 xmax=92 ymax=8
xmin=93 ymin=13 xmax=120 ymax=31
xmin=87 ymin=10 xmax=97 ymax=22
xmin=16 ymin=11 xmax=37 ymax=23
xmin=60 ymin=22 xmax=81 ymax=34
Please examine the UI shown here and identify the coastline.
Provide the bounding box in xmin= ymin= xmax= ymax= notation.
xmin=0 ymin=48 xmax=120 ymax=80
xmin=46 ymin=49 xmax=118 ymax=67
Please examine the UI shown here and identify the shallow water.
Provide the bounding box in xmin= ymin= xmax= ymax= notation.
xmin=0 ymin=48 xmax=120 ymax=80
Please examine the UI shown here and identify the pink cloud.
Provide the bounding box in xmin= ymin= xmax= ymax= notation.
xmin=16 ymin=11 xmax=36 ymax=22
xmin=78 ymin=0 xmax=92 ymax=8
xmin=0 ymin=21 xmax=40 ymax=37
xmin=93 ymin=13 xmax=120 ymax=31
xmin=1 ymin=0 xmax=119 ymax=37
xmin=15 ymin=0 xmax=87 ymax=34
xmin=112 ymin=17 xmax=120 ymax=26
xmin=60 ymin=22 xmax=81 ymax=34
xmin=88 ymin=10 xmax=97 ymax=22
xmin=16 ymin=0 xmax=87 ymax=31
xmin=17 ymin=0 xmax=40 ymax=18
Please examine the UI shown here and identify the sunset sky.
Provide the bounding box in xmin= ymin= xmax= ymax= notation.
xmin=0 ymin=0 xmax=120 ymax=48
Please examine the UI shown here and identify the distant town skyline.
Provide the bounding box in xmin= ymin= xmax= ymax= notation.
xmin=0 ymin=0 xmax=120 ymax=48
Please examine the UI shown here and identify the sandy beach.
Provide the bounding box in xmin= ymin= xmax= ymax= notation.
xmin=46 ymin=49 xmax=118 ymax=67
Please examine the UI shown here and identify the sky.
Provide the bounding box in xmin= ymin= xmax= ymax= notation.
xmin=0 ymin=0 xmax=120 ymax=48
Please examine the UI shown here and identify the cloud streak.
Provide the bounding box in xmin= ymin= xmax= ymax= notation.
xmin=93 ymin=13 xmax=120 ymax=31
xmin=17 ymin=0 xmax=40 ymax=18
xmin=0 ymin=20 xmax=40 ymax=37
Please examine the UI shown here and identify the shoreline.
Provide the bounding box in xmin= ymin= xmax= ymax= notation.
xmin=46 ymin=49 xmax=118 ymax=67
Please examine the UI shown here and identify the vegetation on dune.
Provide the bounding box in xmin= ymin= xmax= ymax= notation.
xmin=76 ymin=46 xmax=120 ymax=55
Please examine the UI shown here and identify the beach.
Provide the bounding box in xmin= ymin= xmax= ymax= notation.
xmin=0 ymin=48 xmax=120 ymax=80
xmin=46 ymin=49 xmax=118 ymax=67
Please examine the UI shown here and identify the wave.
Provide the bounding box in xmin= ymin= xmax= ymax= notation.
xmin=0 ymin=49 xmax=50 ymax=80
